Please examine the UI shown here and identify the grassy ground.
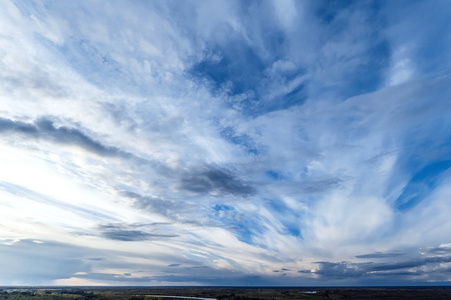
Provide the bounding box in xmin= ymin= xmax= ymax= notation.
xmin=1 ymin=287 xmax=451 ymax=300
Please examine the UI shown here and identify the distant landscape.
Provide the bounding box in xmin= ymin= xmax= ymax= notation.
xmin=1 ymin=287 xmax=451 ymax=300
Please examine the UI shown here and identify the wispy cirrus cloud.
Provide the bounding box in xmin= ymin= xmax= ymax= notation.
xmin=0 ymin=0 xmax=451 ymax=286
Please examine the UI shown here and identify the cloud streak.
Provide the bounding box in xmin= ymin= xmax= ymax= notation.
xmin=0 ymin=117 xmax=124 ymax=157
xmin=98 ymin=223 xmax=177 ymax=242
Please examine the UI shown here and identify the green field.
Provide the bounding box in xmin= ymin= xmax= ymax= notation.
xmin=1 ymin=287 xmax=451 ymax=300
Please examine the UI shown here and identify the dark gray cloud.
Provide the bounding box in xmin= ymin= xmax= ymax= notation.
xmin=369 ymin=261 xmax=424 ymax=272
xmin=309 ymin=262 xmax=365 ymax=278
xmin=356 ymin=252 xmax=406 ymax=259
xmin=101 ymin=102 xmax=138 ymax=130
xmin=0 ymin=117 xmax=38 ymax=134
xmin=121 ymin=190 xmax=184 ymax=219
xmin=270 ymin=177 xmax=345 ymax=195
xmin=0 ymin=117 xmax=124 ymax=157
xmin=101 ymin=229 xmax=173 ymax=241
xmin=121 ymin=191 xmax=223 ymax=227
xmin=421 ymin=245 xmax=451 ymax=255
xmin=98 ymin=223 xmax=177 ymax=242
xmin=123 ymin=184 xmax=254 ymax=228
xmin=0 ymin=116 xmax=174 ymax=181
xmin=180 ymin=165 xmax=256 ymax=196
xmin=272 ymin=268 xmax=290 ymax=273
xmin=368 ymin=256 xmax=451 ymax=272
xmin=168 ymin=263 xmax=180 ymax=267
xmin=299 ymin=178 xmax=344 ymax=193
xmin=300 ymin=256 xmax=451 ymax=280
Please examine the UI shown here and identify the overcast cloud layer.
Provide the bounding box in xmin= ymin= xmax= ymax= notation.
xmin=1 ymin=0 xmax=451 ymax=286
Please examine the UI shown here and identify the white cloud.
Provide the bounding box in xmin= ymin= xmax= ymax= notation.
xmin=272 ymin=0 xmax=299 ymax=30
xmin=0 ymin=0 xmax=451 ymax=285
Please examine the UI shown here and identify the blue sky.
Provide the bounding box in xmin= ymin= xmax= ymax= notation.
xmin=1 ymin=0 xmax=451 ymax=286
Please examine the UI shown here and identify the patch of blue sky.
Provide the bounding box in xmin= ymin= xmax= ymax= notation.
xmin=395 ymin=160 xmax=451 ymax=211
xmin=398 ymin=116 xmax=451 ymax=171
xmin=189 ymin=44 xmax=265 ymax=97
xmin=348 ymin=40 xmax=390 ymax=95
xmin=314 ymin=0 xmax=355 ymax=26
xmin=190 ymin=54 xmax=307 ymax=117
xmin=236 ymin=1 xmax=288 ymax=58
xmin=265 ymin=198 xmax=302 ymax=238
xmin=233 ymin=224 xmax=254 ymax=245
xmin=385 ymin=102 xmax=451 ymax=211
xmin=211 ymin=204 xmax=265 ymax=245
xmin=314 ymin=1 xmax=390 ymax=100
xmin=385 ymin=0 xmax=451 ymax=78
xmin=219 ymin=126 xmax=260 ymax=155
xmin=414 ymin=28 xmax=451 ymax=77
xmin=265 ymin=170 xmax=285 ymax=181
xmin=188 ymin=28 xmax=307 ymax=117
xmin=213 ymin=204 xmax=233 ymax=214
xmin=252 ymin=82 xmax=307 ymax=117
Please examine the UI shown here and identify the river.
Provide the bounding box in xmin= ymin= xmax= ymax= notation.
xmin=146 ymin=295 xmax=216 ymax=300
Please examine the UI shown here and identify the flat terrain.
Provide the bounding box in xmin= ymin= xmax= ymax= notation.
xmin=1 ymin=287 xmax=451 ymax=300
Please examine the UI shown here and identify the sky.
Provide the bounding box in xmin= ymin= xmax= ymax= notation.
xmin=1 ymin=0 xmax=451 ymax=286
